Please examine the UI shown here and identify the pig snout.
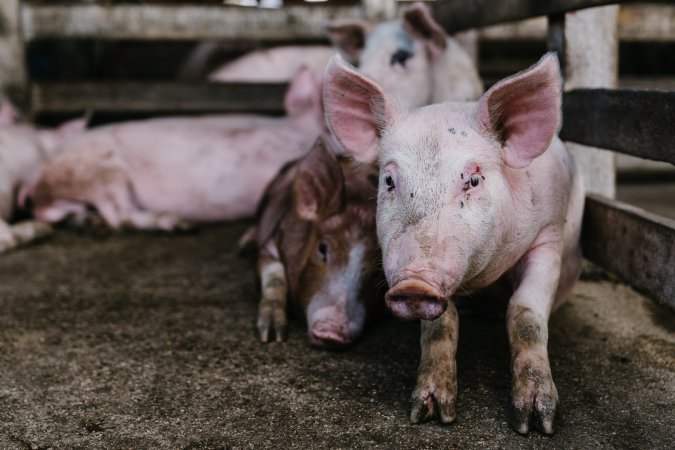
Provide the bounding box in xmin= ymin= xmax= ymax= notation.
xmin=308 ymin=323 xmax=353 ymax=349
xmin=385 ymin=277 xmax=447 ymax=321
xmin=307 ymin=303 xmax=365 ymax=350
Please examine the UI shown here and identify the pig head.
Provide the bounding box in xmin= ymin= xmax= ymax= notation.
xmin=327 ymin=1 xmax=482 ymax=108
xmin=253 ymin=139 xmax=383 ymax=348
xmin=324 ymin=53 xmax=584 ymax=434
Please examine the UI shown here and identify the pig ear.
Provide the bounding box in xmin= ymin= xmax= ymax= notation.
xmin=284 ymin=66 xmax=321 ymax=117
xmin=57 ymin=114 xmax=89 ymax=138
xmin=293 ymin=140 xmax=344 ymax=221
xmin=326 ymin=19 xmax=372 ymax=65
xmin=323 ymin=55 xmax=399 ymax=164
xmin=474 ymin=53 xmax=562 ymax=169
xmin=403 ymin=2 xmax=447 ymax=55
xmin=0 ymin=101 xmax=19 ymax=125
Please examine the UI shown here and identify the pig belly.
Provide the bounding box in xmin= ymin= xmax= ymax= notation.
xmin=120 ymin=130 xmax=313 ymax=221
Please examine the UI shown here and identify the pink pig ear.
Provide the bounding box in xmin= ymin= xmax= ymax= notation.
xmin=403 ymin=2 xmax=447 ymax=55
xmin=293 ymin=139 xmax=344 ymax=221
xmin=323 ymin=55 xmax=399 ymax=164
xmin=284 ymin=66 xmax=321 ymax=117
xmin=326 ymin=19 xmax=372 ymax=65
xmin=475 ymin=53 xmax=562 ymax=169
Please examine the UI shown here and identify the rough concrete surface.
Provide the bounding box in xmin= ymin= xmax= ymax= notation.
xmin=0 ymin=222 xmax=673 ymax=449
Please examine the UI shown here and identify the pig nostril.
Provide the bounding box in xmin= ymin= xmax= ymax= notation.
xmin=385 ymin=279 xmax=447 ymax=321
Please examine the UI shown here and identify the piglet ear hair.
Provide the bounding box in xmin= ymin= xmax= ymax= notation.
xmin=293 ymin=139 xmax=345 ymax=222
xmin=323 ymin=54 xmax=399 ymax=164
xmin=474 ymin=53 xmax=562 ymax=169
xmin=284 ymin=66 xmax=321 ymax=117
xmin=0 ymin=101 xmax=19 ymax=125
xmin=326 ymin=19 xmax=372 ymax=65
xmin=402 ymin=2 xmax=447 ymax=55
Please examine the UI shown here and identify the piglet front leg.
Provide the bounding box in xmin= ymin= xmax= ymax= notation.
xmin=411 ymin=301 xmax=459 ymax=424
xmin=507 ymin=243 xmax=561 ymax=435
xmin=0 ymin=220 xmax=18 ymax=253
xmin=256 ymin=247 xmax=288 ymax=343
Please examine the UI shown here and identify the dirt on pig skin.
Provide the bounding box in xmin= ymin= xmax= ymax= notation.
xmin=0 ymin=223 xmax=673 ymax=449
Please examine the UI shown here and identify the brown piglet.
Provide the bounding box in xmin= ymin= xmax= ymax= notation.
xmin=250 ymin=138 xmax=384 ymax=349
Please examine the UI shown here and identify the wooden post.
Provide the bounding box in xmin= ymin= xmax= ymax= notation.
xmin=0 ymin=0 xmax=27 ymax=110
xmin=563 ymin=5 xmax=619 ymax=198
xmin=362 ymin=0 xmax=397 ymax=21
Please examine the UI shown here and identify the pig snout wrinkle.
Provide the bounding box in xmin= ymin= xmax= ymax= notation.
xmin=385 ymin=278 xmax=446 ymax=321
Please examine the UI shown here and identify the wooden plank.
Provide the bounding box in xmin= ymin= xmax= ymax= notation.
xmin=0 ymin=0 xmax=28 ymax=109
xmin=479 ymin=4 xmax=675 ymax=42
xmin=21 ymin=4 xmax=360 ymax=41
xmin=561 ymin=89 xmax=675 ymax=165
xmin=582 ymin=194 xmax=675 ymax=308
xmin=433 ymin=0 xmax=661 ymax=33
xmin=31 ymin=82 xmax=287 ymax=114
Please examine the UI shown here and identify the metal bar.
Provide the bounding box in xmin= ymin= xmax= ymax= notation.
xmin=433 ymin=0 xmax=663 ymax=33
xmin=0 ymin=0 xmax=28 ymax=109
xmin=31 ymin=82 xmax=287 ymax=114
xmin=582 ymin=194 xmax=675 ymax=308
xmin=21 ymin=4 xmax=361 ymax=41
xmin=561 ymin=89 xmax=675 ymax=165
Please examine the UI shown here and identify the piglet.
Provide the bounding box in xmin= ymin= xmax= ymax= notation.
xmin=24 ymin=68 xmax=325 ymax=230
xmin=0 ymin=103 xmax=87 ymax=252
xmin=250 ymin=138 xmax=383 ymax=348
xmin=324 ymin=54 xmax=584 ymax=434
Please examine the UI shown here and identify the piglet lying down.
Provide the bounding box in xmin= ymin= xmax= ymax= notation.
xmin=0 ymin=103 xmax=87 ymax=252
xmin=324 ymin=53 xmax=584 ymax=434
xmin=22 ymin=68 xmax=324 ymax=229
xmin=249 ymin=138 xmax=384 ymax=348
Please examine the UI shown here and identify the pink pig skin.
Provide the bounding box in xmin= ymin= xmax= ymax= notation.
xmin=324 ymin=53 xmax=584 ymax=434
xmin=26 ymin=68 xmax=324 ymax=230
xmin=208 ymin=45 xmax=336 ymax=83
xmin=0 ymin=104 xmax=87 ymax=252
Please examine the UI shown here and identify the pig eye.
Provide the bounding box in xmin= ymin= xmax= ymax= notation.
xmin=318 ymin=242 xmax=328 ymax=262
xmin=390 ymin=49 xmax=413 ymax=67
xmin=470 ymin=174 xmax=481 ymax=187
xmin=384 ymin=175 xmax=396 ymax=192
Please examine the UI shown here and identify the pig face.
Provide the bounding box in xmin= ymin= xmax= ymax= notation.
xmin=324 ymin=54 xmax=562 ymax=320
xmin=257 ymin=140 xmax=382 ymax=347
xmin=327 ymin=2 xmax=449 ymax=109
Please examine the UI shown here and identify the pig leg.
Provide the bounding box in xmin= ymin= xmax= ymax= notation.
xmin=411 ymin=301 xmax=459 ymax=424
xmin=0 ymin=219 xmax=18 ymax=253
xmin=507 ymin=244 xmax=561 ymax=435
xmin=86 ymin=177 xmax=190 ymax=231
xmin=256 ymin=245 xmax=288 ymax=343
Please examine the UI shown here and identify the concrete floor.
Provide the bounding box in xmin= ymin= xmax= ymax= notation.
xmin=0 ymin=222 xmax=673 ymax=449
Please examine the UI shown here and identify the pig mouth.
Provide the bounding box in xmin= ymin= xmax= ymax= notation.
xmin=385 ymin=279 xmax=447 ymax=321
xmin=308 ymin=324 xmax=355 ymax=350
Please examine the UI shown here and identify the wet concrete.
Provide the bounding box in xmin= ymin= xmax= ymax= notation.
xmin=0 ymin=223 xmax=673 ymax=449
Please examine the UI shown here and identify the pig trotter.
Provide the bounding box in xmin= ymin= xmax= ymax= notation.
xmin=509 ymin=354 xmax=558 ymax=434
xmin=257 ymin=296 xmax=287 ymax=343
xmin=410 ymin=303 xmax=459 ymax=424
xmin=0 ymin=220 xmax=18 ymax=253
xmin=256 ymin=253 xmax=288 ymax=343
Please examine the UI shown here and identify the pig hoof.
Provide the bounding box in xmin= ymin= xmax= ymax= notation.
xmin=410 ymin=376 xmax=457 ymax=424
xmin=510 ymin=371 xmax=558 ymax=435
xmin=257 ymin=298 xmax=287 ymax=343
xmin=0 ymin=235 xmax=18 ymax=253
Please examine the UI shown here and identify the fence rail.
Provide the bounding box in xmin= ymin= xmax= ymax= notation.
xmin=561 ymin=89 xmax=675 ymax=165
xmin=432 ymin=0 xmax=664 ymax=32
xmin=583 ymin=195 xmax=675 ymax=308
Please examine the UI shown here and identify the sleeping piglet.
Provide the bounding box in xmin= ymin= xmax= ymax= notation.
xmin=251 ymin=139 xmax=383 ymax=348
xmin=324 ymin=53 xmax=584 ymax=434
xmin=0 ymin=104 xmax=87 ymax=252
xmin=22 ymin=67 xmax=324 ymax=229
